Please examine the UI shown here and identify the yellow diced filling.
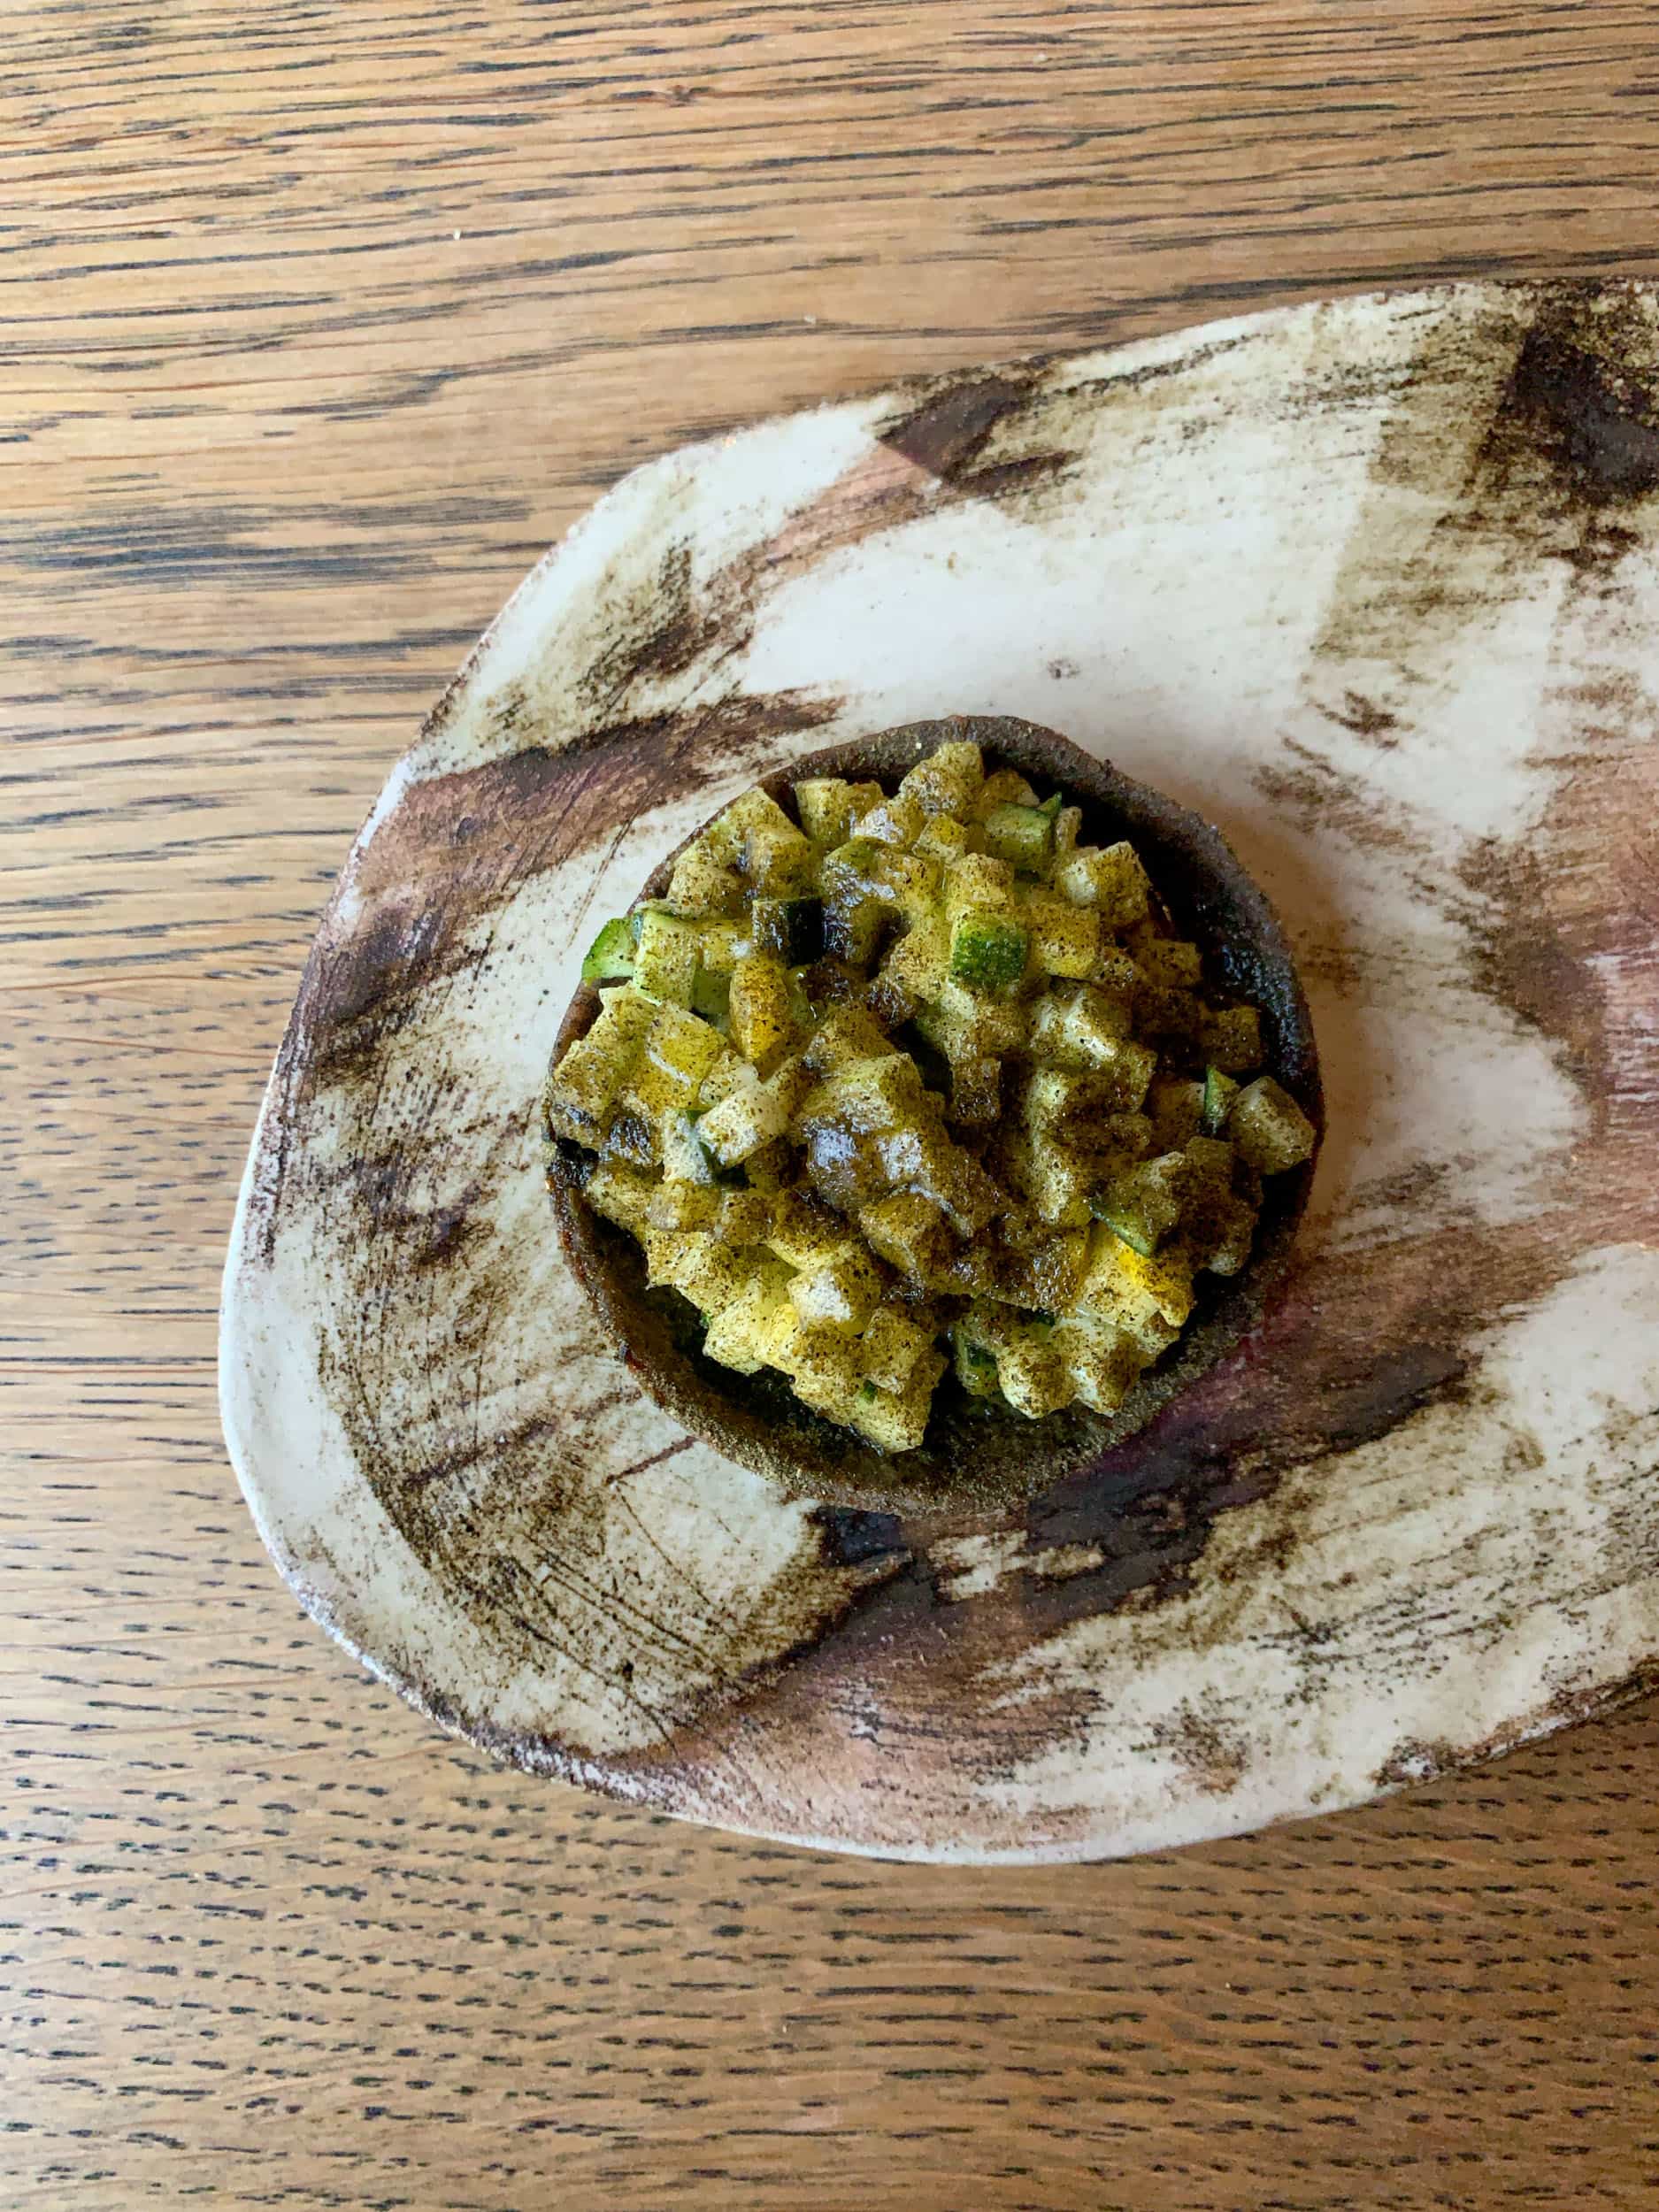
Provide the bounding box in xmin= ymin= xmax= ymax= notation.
xmin=728 ymin=954 xmax=795 ymax=1071
xmin=549 ymin=736 xmax=1305 ymax=1451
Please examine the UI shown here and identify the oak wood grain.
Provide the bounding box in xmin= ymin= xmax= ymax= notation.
xmin=4 ymin=4 xmax=1656 ymax=2205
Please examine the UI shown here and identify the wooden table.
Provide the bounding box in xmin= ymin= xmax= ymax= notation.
xmin=6 ymin=7 xmax=1657 ymax=2206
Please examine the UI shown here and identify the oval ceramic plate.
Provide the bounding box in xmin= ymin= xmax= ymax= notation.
xmin=222 ymin=280 xmax=1659 ymax=1863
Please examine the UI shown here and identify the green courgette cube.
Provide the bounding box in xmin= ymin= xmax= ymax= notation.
xmin=627 ymin=1002 xmax=724 ymax=1118
xmin=750 ymin=895 xmax=824 ymax=966
xmin=665 ymin=840 xmax=744 ymax=918
xmin=802 ymin=1050 xmax=928 ymax=1136
xmin=742 ymin=818 xmax=818 ymax=893
xmin=696 ymin=1073 xmax=789 ymax=1167
xmin=822 ymin=834 xmax=884 ymax=885
xmin=861 ymin=1307 xmax=933 ymax=1394
xmin=1201 ymin=1065 xmax=1239 ymax=1135
xmin=1056 ymin=840 xmax=1152 ymax=926
xmin=1091 ymin=1209 xmax=1156 ymax=1258
xmin=1198 ymin=1193 xmax=1259 ymax=1276
xmin=1057 ymin=1319 xmax=1143 ymax=1414
xmin=1056 ymin=984 xmax=1133 ymax=1062
xmin=974 ymin=767 xmax=1039 ymax=818
xmin=690 ymin=966 xmax=731 ymax=1025
xmin=822 ymin=895 xmax=887 ymax=967
xmin=1178 ymin=1138 xmax=1254 ymax=1273
xmin=728 ymin=954 xmax=795 ymax=1070
xmin=952 ymin=1328 xmax=1002 ymax=1398
xmin=1135 ymin=985 xmax=1203 ymax=1043
xmin=983 ymin=802 xmax=1054 ymax=871
xmin=828 ymin=838 xmax=941 ymax=923
xmin=580 ymin=917 xmax=636 ymax=985
xmin=803 ymin=1002 xmax=897 ymax=1074
xmin=1229 ymin=1076 xmax=1317 ymax=1174
xmin=856 ymin=793 xmax=926 ymax=849
xmin=944 ymin=850 xmax=1017 ymax=919
xmin=898 ymin=740 xmax=983 ymax=818
xmin=879 ymin=909 xmax=951 ymax=1012
xmin=878 ymin=849 xmax=944 ymax=922
xmin=1076 ymin=1030 xmax=1156 ymax=1110
xmin=1094 ymin=1155 xmax=1185 ymax=1254
xmin=585 ymin=1163 xmax=657 ymax=1240
xmin=1181 ymin=1133 xmax=1235 ymax=1188
xmin=1025 ymin=891 xmax=1100 ymax=979
xmin=859 ymin=1192 xmax=949 ymax=1280
xmin=788 ymin=1246 xmax=881 ymax=1334
xmin=543 ymin=987 xmax=654 ymax=1142
xmin=648 ymin=1179 xmax=719 ymax=1231
xmin=949 ymin=907 xmax=1029 ymax=995
xmin=704 ymin=787 xmax=798 ymax=865
xmin=661 ymin=1109 xmax=718 ymax=1187
xmin=599 ymin=1108 xmax=658 ymax=1171
xmin=634 ymin=908 xmax=701 ymax=1005
xmin=793 ymin=777 xmax=856 ymax=846
xmin=916 ymin=814 xmax=973 ymax=864
xmin=990 ymin=1324 xmax=1073 ymax=1418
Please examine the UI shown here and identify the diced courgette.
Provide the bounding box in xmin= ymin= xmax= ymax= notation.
xmin=983 ymin=803 xmax=1054 ymax=871
xmin=861 ymin=1306 xmax=933 ymax=1394
xmin=856 ymin=794 xmax=926 ymax=849
xmin=660 ymin=1109 xmax=718 ymax=1187
xmin=1201 ymin=1065 xmax=1238 ymax=1136
xmin=696 ymin=1073 xmax=789 ymax=1167
xmin=949 ymin=1055 xmax=1000 ymax=1126
xmin=1136 ymin=937 xmax=1202 ymax=987
xmin=859 ymin=1191 xmax=949 ymax=1281
xmin=580 ymin=917 xmax=636 ymax=985
xmin=634 ymin=909 xmax=701 ymax=1005
xmin=1025 ymin=890 xmax=1099 ymax=979
xmin=794 ymin=777 xmax=855 ymax=846
xmin=898 ymin=739 xmax=983 ymax=818
xmin=1093 ymin=1210 xmax=1155 ymax=1258
xmin=822 ymin=894 xmax=887 ymax=967
xmin=728 ymin=954 xmax=795 ymax=1071
xmin=626 ymin=1003 xmax=723 ymax=1118
xmin=1229 ymin=1076 xmax=1317 ymax=1174
xmin=690 ymin=966 xmax=732 ymax=1025
xmin=743 ymin=817 xmax=818 ymax=892
xmin=944 ymin=851 xmax=1016 ymax=918
xmin=1056 ymin=840 xmax=1152 ymax=926
xmin=975 ymin=767 xmax=1039 ymax=817
xmin=1093 ymin=1154 xmax=1184 ymax=1256
xmin=953 ymin=1328 xmax=1002 ymax=1397
xmin=665 ymin=841 xmax=743 ymax=918
xmin=584 ymin=1162 xmax=656 ymax=1238
xmin=751 ymin=895 xmax=824 ymax=967
xmin=949 ymin=909 xmax=1029 ymax=995
xmin=705 ymin=787 xmax=796 ymax=866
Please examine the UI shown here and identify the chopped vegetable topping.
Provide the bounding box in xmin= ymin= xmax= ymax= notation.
xmin=581 ymin=916 xmax=637 ymax=985
xmin=546 ymin=737 xmax=1315 ymax=1452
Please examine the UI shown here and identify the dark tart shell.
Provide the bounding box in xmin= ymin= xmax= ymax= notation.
xmin=548 ymin=716 xmax=1323 ymax=1515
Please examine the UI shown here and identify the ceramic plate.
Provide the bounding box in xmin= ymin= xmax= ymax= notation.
xmin=221 ymin=280 xmax=1659 ymax=1863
